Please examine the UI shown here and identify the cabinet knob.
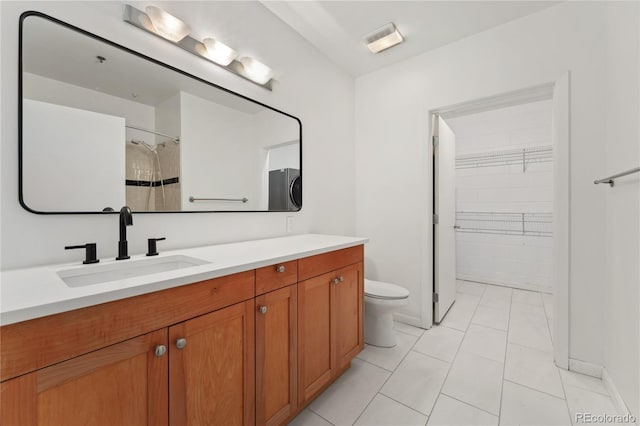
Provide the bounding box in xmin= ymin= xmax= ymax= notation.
xmin=332 ymin=277 xmax=340 ymax=285
xmin=276 ymin=265 xmax=286 ymax=273
xmin=258 ymin=305 xmax=268 ymax=315
xmin=175 ymin=338 xmax=187 ymax=349
xmin=338 ymin=276 xmax=344 ymax=282
xmin=154 ymin=345 xmax=167 ymax=357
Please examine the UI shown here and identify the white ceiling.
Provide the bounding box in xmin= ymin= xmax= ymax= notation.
xmin=261 ymin=1 xmax=560 ymax=76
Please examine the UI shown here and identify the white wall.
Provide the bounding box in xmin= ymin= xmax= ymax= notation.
xmin=355 ymin=2 xmax=608 ymax=366
xmin=602 ymin=1 xmax=639 ymax=418
xmin=448 ymin=100 xmax=553 ymax=291
xmin=1 ymin=1 xmax=355 ymax=268
xmin=180 ymin=91 xmax=260 ymax=211
xmin=23 ymin=99 xmax=125 ymax=211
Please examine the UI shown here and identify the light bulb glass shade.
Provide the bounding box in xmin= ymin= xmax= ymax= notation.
xmin=239 ymin=57 xmax=273 ymax=84
xmin=145 ymin=6 xmax=191 ymax=43
xmin=203 ymin=38 xmax=237 ymax=66
xmin=365 ymin=23 xmax=404 ymax=53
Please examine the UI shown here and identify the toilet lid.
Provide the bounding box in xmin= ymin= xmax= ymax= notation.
xmin=364 ymin=279 xmax=410 ymax=300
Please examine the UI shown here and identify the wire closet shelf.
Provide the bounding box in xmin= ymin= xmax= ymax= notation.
xmin=455 ymin=211 xmax=553 ymax=237
xmin=456 ymin=145 xmax=552 ymax=171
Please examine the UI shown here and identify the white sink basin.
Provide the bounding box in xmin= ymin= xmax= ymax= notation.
xmin=57 ymin=255 xmax=210 ymax=287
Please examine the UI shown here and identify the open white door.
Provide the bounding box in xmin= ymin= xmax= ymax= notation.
xmin=433 ymin=115 xmax=457 ymax=323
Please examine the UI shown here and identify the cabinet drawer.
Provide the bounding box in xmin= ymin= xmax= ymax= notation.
xmin=298 ymin=245 xmax=363 ymax=281
xmin=0 ymin=271 xmax=255 ymax=381
xmin=255 ymin=260 xmax=297 ymax=295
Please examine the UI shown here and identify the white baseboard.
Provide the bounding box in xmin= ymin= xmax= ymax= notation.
xmin=569 ymin=358 xmax=603 ymax=378
xmin=393 ymin=312 xmax=424 ymax=329
xmin=602 ymin=368 xmax=635 ymax=420
xmin=457 ymin=275 xmax=552 ymax=294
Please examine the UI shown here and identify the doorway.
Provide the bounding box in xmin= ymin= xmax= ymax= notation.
xmin=429 ymin=77 xmax=570 ymax=368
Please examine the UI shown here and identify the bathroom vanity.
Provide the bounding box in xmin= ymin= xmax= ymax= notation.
xmin=0 ymin=234 xmax=366 ymax=426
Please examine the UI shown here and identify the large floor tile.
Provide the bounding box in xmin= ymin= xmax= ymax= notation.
xmin=358 ymin=331 xmax=418 ymax=371
xmin=427 ymin=395 xmax=498 ymax=426
xmin=559 ymin=369 xmax=609 ymax=396
xmin=440 ymin=293 xmax=481 ymax=331
xmin=289 ymin=409 xmax=333 ymax=426
xmin=458 ymin=281 xmax=487 ymax=297
xmin=480 ymin=286 xmax=512 ymax=310
xmin=394 ymin=321 xmax=426 ymax=338
xmin=504 ymin=343 xmax=564 ymax=398
xmin=500 ymin=381 xmax=571 ymax=426
xmin=413 ymin=326 xmax=464 ymax=363
xmin=460 ymin=324 xmax=507 ymax=363
xmin=309 ymin=358 xmax=390 ymax=425
xmin=510 ymin=302 xmax=548 ymax=326
xmin=512 ymin=289 xmax=543 ymax=306
xmin=472 ymin=305 xmax=510 ymax=331
xmin=509 ymin=303 xmax=553 ymax=352
xmin=354 ymin=394 xmax=427 ymax=426
xmin=441 ymin=351 xmax=503 ymax=415
xmin=564 ymin=385 xmax=620 ymax=424
xmin=380 ymin=351 xmax=450 ymax=416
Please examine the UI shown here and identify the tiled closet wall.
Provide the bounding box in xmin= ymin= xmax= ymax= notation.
xmin=447 ymin=100 xmax=553 ymax=292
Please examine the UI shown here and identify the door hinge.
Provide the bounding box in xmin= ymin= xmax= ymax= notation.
xmin=433 ymin=213 xmax=439 ymax=224
xmin=433 ymin=292 xmax=439 ymax=303
xmin=432 ymin=135 xmax=439 ymax=148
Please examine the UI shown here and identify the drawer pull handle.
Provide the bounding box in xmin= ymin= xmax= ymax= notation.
xmin=276 ymin=265 xmax=286 ymax=273
xmin=154 ymin=345 xmax=167 ymax=357
xmin=175 ymin=338 xmax=187 ymax=349
xmin=258 ymin=305 xmax=268 ymax=315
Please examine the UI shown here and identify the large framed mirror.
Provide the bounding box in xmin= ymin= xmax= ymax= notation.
xmin=19 ymin=12 xmax=302 ymax=214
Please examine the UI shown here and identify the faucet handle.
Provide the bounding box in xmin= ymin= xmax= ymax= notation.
xmin=146 ymin=238 xmax=166 ymax=257
xmin=65 ymin=243 xmax=99 ymax=264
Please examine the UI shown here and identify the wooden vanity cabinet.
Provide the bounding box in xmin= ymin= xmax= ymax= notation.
xmin=255 ymin=285 xmax=298 ymax=426
xmin=1 ymin=329 xmax=169 ymax=426
xmin=297 ymin=246 xmax=364 ymax=407
xmin=169 ymin=300 xmax=255 ymax=426
xmin=0 ymin=244 xmax=364 ymax=426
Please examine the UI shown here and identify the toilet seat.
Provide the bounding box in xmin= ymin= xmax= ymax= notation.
xmin=364 ymin=279 xmax=409 ymax=300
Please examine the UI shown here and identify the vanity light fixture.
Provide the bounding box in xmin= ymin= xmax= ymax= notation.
xmin=203 ymin=38 xmax=237 ymax=66
xmin=144 ymin=6 xmax=191 ymax=43
xmin=239 ymin=57 xmax=274 ymax=85
xmin=365 ymin=22 xmax=404 ymax=53
xmin=123 ymin=4 xmax=274 ymax=89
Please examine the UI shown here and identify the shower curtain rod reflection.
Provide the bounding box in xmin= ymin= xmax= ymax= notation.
xmin=126 ymin=125 xmax=180 ymax=142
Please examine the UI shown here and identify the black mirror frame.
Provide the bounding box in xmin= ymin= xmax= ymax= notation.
xmin=18 ymin=11 xmax=302 ymax=215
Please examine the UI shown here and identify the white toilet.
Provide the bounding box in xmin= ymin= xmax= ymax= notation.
xmin=364 ymin=279 xmax=410 ymax=347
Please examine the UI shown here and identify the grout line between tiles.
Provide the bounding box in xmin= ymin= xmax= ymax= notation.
xmin=502 ymin=378 xmax=567 ymax=401
xmin=307 ymin=407 xmax=336 ymax=426
xmin=438 ymin=391 xmax=501 ymax=418
xmin=355 ymin=356 xmax=395 ymax=373
xmin=497 ymin=285 xmax=513 ymax=425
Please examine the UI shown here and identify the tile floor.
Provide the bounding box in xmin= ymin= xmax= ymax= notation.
xmin=289 ymin=280 xmax=623 ymax=426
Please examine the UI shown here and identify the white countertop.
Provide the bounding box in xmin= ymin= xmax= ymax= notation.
xmin=0 ymin=234 xmax=368 ymax=326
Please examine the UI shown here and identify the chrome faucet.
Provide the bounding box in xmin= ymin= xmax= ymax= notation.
xmin=116 ymin=206 xmax=133 ymax=260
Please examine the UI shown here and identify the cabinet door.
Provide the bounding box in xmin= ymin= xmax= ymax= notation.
xmin=169 ymin=300 xmax=255 ymax=426
xmin=297 ymin=271 xmax=335 ymax=404
xmin=0 ymin=329 xmax=168 ymax=426
xmin=256 ymin=285 xmax=297 ymax=426
xmin=334 ymin=263 xmax=364 ymax=369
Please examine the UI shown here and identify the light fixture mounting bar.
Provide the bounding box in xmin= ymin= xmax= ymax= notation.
xmin=122 ymin=4 xmax=273 ymax=90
